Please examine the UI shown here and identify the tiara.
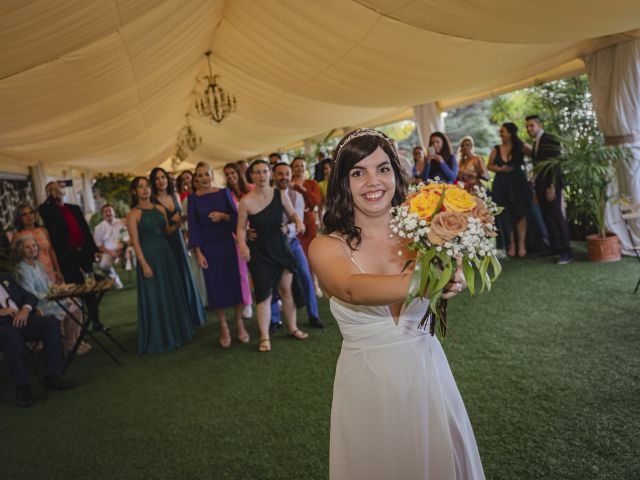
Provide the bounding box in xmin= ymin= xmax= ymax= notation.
xmin=336 ymin=128 xmax=394 ymax=156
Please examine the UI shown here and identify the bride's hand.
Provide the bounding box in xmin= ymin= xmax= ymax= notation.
xmin=441 ymin=264 xmax=467 ymax=300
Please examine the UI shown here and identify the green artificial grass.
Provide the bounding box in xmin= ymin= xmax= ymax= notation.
xmin=1 ymin=244 xmax=639 ymax=479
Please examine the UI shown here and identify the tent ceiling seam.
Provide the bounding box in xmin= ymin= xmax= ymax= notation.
xmin=350 ymin=0 xmax=575 ymax=45
xmin=115 ymin=28 xmax=151 ymax=153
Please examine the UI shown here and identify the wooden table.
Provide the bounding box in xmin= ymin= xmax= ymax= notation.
xmin=47 ymin=278 xmax=126 ymax=371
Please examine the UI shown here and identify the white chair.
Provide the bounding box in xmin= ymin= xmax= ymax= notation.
xmin=620 ymin=202 xmax=640 ymax=293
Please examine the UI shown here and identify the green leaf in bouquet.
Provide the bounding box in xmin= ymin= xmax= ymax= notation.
xmin=406 ymin=257 xmax=424 ymax=306
xmin=489 ymin=254 xmax=502 ymax=282
xmin=429 ymin=184 xmax=447 ymax=218
xmin=462 ymin=257 xmax=475 ymax=295
xmin=419 ymin=252 xmax=434 ymax=296
xmin=429 ymin=289 xmax=442 ymax=314
xmin=479 ymin=256 xmax=491 ymax=292
xmin=434 ymin=257 xmax=453 ymax=293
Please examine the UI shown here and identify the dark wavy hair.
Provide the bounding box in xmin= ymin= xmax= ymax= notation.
xmin=318 ymin=158 xmax=333 ymax=180
xmin=249 ymin=159 xmax=270 ymax=176
xmin=223 ymin=162 xmax=250 ymax=197
xmin=501 ymin=122 xmax=525 ymax=161
xmin=13 ymin=204 xmax=40 ymax=231
xmin=149 ymin=167 xmax=175 ymax=198
xmin=428 ymin=131 xmax=455 ymax=167
xmin=323 ymin=130 xmax=408 ymax=250
xmin=129 ymin=176 xmax=149 ymax=208
xmin=176 ymin=170 xmax=193 ymax=194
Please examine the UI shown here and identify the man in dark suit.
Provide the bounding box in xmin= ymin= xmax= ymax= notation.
xmin=0 ymin=272 xmax=77 ymax=407
xmin=526 ymin=115 xmax=573 ymax=265
xmin=38 ymin=181 xmax=108 ymax=330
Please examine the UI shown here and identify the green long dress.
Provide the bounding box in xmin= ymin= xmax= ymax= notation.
xmin=136 ymin=207 xmax=194 ymax=353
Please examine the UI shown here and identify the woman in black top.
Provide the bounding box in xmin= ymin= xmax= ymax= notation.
xmin=488 ymin=123 xmax=533 ymax=258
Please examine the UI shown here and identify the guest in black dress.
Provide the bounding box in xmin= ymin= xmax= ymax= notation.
xmin=488 ymin=123 xmax=533 ymax=258
xmin=236 ymin=160 xmax=309 ymax=352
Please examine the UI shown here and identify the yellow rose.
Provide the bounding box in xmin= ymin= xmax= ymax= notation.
xmin=407 ymin=190 xmax=442 ymax=220
xmin=443 ymin=186 xmax=476 ymax=213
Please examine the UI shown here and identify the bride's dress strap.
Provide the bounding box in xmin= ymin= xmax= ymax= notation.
xmin=327 ymin=234 xmax=365 ymax=273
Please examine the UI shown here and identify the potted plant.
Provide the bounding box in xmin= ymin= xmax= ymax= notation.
xmin=536 ymin=134 xmax=628 ymax=262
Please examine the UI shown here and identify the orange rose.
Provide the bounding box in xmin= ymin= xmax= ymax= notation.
xmin=472 ymin=198 xmax=494 ymax=224
xmin=427 ymin=211 xmax=468 ymax=245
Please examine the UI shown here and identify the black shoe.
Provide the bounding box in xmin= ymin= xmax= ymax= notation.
xmin=16 ymin=384 xmax=35 ymax=408
xmin=309 ymin=317 xmax=325 ymax=329
xmin=269 ymin=321 xmax=283 ymax=335
xmin=93 ymin=322 xmax=111 ymax=332
xmin=43 ymin=376 xmax=78 ymax=391
xmin=557 ymin=254 xmax=574 ymax=265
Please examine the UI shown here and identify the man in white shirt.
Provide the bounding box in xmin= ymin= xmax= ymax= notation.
xmin=93 ymin=204 xmax=124 ymax=288
xmin=272 ymin=162 xmax=324 ymax=329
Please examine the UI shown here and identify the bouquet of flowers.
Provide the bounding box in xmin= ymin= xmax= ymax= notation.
xmin=391 ymin=180 xmax=503 ymax=336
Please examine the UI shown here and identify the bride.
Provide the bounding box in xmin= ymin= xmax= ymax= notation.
xmin=309 ymin=129 xmax=485 ymax=479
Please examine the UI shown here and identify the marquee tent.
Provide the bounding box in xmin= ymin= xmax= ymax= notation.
xmin=1 ymin=0 xmax=639 ymax=175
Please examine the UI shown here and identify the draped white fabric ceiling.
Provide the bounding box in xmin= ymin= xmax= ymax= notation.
xmin=1 ymin=0 xmax=639 ymax=173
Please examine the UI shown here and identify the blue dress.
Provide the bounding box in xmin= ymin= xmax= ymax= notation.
xmin=136 ymin=207 xmax=194 ymax=353
xmin=160 ymin=195 xmax=207 ymax=327
xmin=188 ymin=189 xmax=243 ymax=309
xmin=415 ymin=154 xmax=458 ymax=183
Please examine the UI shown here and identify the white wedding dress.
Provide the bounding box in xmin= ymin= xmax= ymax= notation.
xmin=329 ymin=293 xmax=485 ymax=479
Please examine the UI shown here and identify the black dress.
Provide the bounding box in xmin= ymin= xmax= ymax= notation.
xmin=248 ymin=190 xmax=299 ymax=304
xmin=491 ymin=145 xmax=533 ymax=238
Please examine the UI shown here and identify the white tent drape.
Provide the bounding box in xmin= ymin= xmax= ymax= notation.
xmin=585 ymin=38 xmax=640 ymax=253
xmin=413 ymin=103 xmax=444 ymax=149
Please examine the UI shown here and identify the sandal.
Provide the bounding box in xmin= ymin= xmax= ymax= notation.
xmin=290 ymin=329 xmax=309 ymax=341
xmin=219 ymin=335 xmax=231 ymax=348
xmin=237 ymin=331 xmax=250 ymax=344
xmin=258 ymin=338 xmax=271 ymax=353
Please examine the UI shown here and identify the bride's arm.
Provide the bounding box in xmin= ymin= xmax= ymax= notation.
xmin=309 ymin=236 xmax=411 ymax=306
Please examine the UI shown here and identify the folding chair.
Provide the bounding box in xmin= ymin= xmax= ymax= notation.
xmin=620 ymin=202 xmax=640 ymax=294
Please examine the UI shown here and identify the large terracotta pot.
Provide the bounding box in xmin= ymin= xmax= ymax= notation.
xmin=586 ymin=233 xmax=621 ymax=263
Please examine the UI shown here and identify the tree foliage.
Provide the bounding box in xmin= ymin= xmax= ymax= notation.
xmin=445 ymin=99 xmax=500 ymax=155
xmin=490 ymin=74 xmax=599 ymax=141
xmin=94 ymin=173 xmax=132 ymax=205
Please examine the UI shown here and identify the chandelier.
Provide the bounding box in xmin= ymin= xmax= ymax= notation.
xmin=195 ymin=51 xmax=237 ymax=123
xmin=175 ymin=143 xmax=189 ymax=162
xmin=178 ymin=114 xmax=202 ymax=151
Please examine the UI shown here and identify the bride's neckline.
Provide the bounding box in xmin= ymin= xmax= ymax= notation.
xmin=327 ymin=233 xmax=404 ymax=326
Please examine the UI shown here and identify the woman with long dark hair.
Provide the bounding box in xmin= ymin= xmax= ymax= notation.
xmin=224 ymin=162 xmax=254 ymax=319
xmin=176 ymin=171 xmax=194 ymax=202
xmin=150 ymin=167 xmax=206 ymax=327
xmin=309 ymin=128 xmax=483 ymax=479
xmin=417 ymin=131 xmax=458 ymax=183
xmin=125 ymin=177 xmax=194 ymax=353
xmin=488 ymin=122 xmax=533 ymax=257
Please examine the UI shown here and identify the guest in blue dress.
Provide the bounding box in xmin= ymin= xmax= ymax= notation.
xmin=126 ymin=177 xmax=194 ymax=353
xmin=414 ymin=132 xmax=458 ymax=183
xmin=150 ymin=167 xmax=206 ymax=328
xmin=13 ymin=235 xmax=89 ymax=354
xmin=188 ymin=162 xmax=249 ymax=349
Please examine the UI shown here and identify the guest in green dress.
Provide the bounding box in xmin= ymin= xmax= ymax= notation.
xmin=126 ymin=177 xmax=194 ymax=353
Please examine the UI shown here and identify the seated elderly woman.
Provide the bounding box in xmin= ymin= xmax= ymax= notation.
xmin=13 ymin=235 xmax=91 ymax=355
